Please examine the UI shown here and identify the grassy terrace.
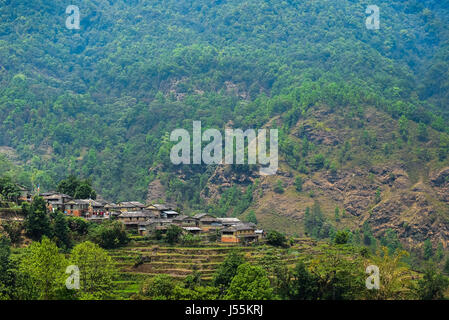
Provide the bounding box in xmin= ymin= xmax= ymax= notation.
xmin=109 ymin=238 xmax=319 ymax=299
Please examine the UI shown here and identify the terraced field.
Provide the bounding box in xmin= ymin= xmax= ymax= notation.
xmin=109 ymin=239 xmax=318 ymax=299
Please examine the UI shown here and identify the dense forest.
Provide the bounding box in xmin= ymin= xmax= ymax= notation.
xmin=1 ymin=0 xmax=449 ymax=301
xmin=1 ymin=0 xmax=448 ymax=204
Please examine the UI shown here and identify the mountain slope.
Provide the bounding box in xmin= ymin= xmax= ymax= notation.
xmin=0 ymin=0 xmax=449 ymax=250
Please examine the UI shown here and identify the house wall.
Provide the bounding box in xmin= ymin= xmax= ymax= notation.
xmin=221 ymin=234 xmax=239 ymax=243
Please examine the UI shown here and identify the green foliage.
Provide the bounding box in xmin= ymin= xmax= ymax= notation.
xmin=139 ymin=274 xmax=176 ymax=300
xmin=23 ymin=196 xmax=51 ymax=241
xmin=165 ymin=225 xmax=183 ymax=245
xmin=67 ymin=216 xmax=89 ymax=238
xmin=273 ymin=179 xmax=284 ymax=194
xmin=304 ymin=201 xmax=334 ymax=239
xmin=19 ymin=237 xmax=68 ymax=300
xmin=334 ymin=230 xmax=350 ymax=245
xmin=88 ymin=220 xmax=129 ymax=249
xmin=0 ymin=237 xmax=12 ymax=299
xmin=266 ymin=230 xmax=287 ymax=247
xmin=213 ymin=251 xmax=245 ymax=294
xmin=423 ymin=240 xmax=433 ymax=261
xmin=294 ymin=176 xmax=303 ymax=192
xmin=225 ymin=263 xmax=273 ymax=300
xmin=0 ymin=176 xmax=20 ymax=202
xmin=288 ymin=261 xmax=319 ymax=300
xmin=245 ymin=210 xmax=258 ymax=224
xmin=212 ymin=184 xmax=254 ymax=217
xmin=416 ymin=265 xmax=449 ymax=300
xmin=50 ymin=210 xmax=72 ymax=249
xmin=334 ymin=206 xmax=340 ymax=222
xmin=180 ymin=232 xmax=201 ymax=246
xmin=375 ymin=187 xmax=382 ymax=204
xmin=57 ymin=175 xmax=96 ymax=199
xmin=0 ymin=0 xmax=447 ymax=206
xmin=380 ymin=228 xmax=402 ymax=254
xmin=70 ymin=241 xmax=116 ymax=299
xmin=1 ymin=220 xmax=22 ymax=245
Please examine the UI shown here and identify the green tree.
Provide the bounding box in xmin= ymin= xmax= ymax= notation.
xmin=417 ymin=123 xmax=428 ymax=141
xmin=225 ymin=263 xmax=274 ymax=300
xmin=165 ymin=224 xmax=183 ymax=244
xmin=266 ymin=230 xmax=287 ymax=247
xmin=139 ymin=274 xmax=175 ymax=300
xmin=375 ymin=187 xmax=382 ymax=204
xmin=273 ymin=179 xmax=284 ymax=194
xmin=423 ymin=239 xmax=433 ymax=261
xmin=213 ymin=251 xmax=245 ymax=294
xmin=0 ymin=237 xmax=13 ymax=299
xmin=89 ymin=220 xmax=128 ymax=249
xmin=294 ymin=176 xmax=303 ymax=192
xmin=1 ymin=220 xmax=22 ymax=245
xmin=245 ymin=210 xmax=258 ymax=224
xmin=334 ymin=207 xmax=340 ymax=222
xmin=416 ymin=265 xmax=449 ymax=300
xmin=334 ymin=230 xmax=349 ymax=245
xmin=50 ymin=210 xmax=72 ymax=249
xmin=398 ymin=115 xmax=409 ymax=140
xmin=19 ymin=237 xmax=67 ymax=300
xmin=57 ymin=175 xmax=96 ymax=199
xmin=70 ymin=241 xmax=116 ymax=299
xmin=289 ymin=261 xmax=319 ymax=300
xmin=0 ymin=176 xmax=20 ymax=202
xmin=23 ymin=196 xmax=51 ymax=241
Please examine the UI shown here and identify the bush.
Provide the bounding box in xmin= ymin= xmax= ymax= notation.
xmin=273 ymin=179 xmax=284 ymax=194
xmin=266 ymin=230 xmax=287 ymax=247
xmin=165 ymin=225 xmax=183 ymax=244
xmin=334 ymin=230 xmax=350 ymax=245
xmin=88 ymin=220 xmax=129 ymax=249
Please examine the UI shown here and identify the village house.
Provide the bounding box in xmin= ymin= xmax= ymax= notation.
xmin=217 ymin=217 xmax=241 ymax=227
xmin=41 ymin=192 xmax=73 ymax=213
xmin=161 ymin=210 xmax=180 ymax=219
xmin=118 ymin=201 xmax=146 ymax=212
xmin=182 ymin=226 xmax=202 ymax=234
xmin=138 ymin=218 xmax=173 ymax=235
xmin=194 ymin=213 xmax=222 ymax=232
xmin=117 ymin=210 xmax=158 ymax=229
xmin=255 ymin=229 xmax=265 ymax=240
xmin=145 ymin=203 xmax=175 ymax=216
xmin=65 ymin=199 xmax=90 ymax=217
xmin=221 ymin=223 xmax=258 ymax=244
xmin=17 ymin=186 xmax=32 ymax=203
xmin=65 ymin=199 xmax=105 ymax=217
xmin=173 ymin=215 xmax=199 ymax=227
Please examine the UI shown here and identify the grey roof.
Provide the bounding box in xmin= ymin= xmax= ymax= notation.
xmin=147 ymin=203 xmax=172 ymax=211
xmin=118 ymin=210 xmax=156 ymax=218
xmin=173 ymin=215 xmax=196 ymax=221
xmin=163 ymin=210 xmax=179 ymax=215
xmin=42 ymin=193 xmax=72 ymax=200
xmin=119 ymin=201 xmax=146 ymax=208
xmin=66 ymin=199 xmax=103 ymax=207
xmin=217 ymin=217 xmax=241 ymax=224
xmin=193 ymin=213 xmax=209 ymax=219
xmin=183 ymin=227 xmax=202 ymax=231
xmin=223 ymin=223 xmax=256 ymax=232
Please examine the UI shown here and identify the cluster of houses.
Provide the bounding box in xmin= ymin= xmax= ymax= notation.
xmin=21 ymin=191 xmax=263 ymax=244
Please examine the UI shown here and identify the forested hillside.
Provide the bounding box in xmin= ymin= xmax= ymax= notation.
xmin=1 ymin=0 xmax=449 ymax=249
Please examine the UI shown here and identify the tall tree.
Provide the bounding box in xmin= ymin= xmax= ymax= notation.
xmin=19 ymin=237 xmax=67 ymax=300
